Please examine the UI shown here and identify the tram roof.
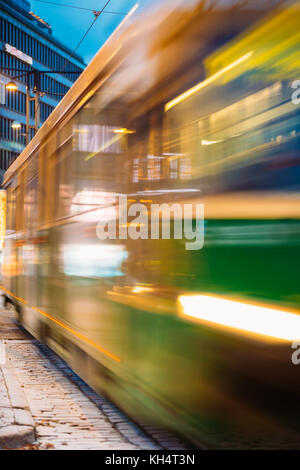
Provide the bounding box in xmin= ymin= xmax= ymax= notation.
xmin=2 ymin=0 xmax=284 ymax=187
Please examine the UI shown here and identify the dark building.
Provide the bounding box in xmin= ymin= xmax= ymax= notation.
xmin=0 ymin=0 xmax=86 ymax=179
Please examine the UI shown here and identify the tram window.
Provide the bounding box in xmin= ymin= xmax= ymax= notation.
xmin=16 ymin=169 xmax=25 ymax=233
xmin=24 ymin=177 xmax=38 ymax=232
xmin=20 ymin=153 xmax=39 ymax=232
xmin=53 ymin=122 xmax=75 ymax=219
xmin=44 ymin=134 xmax=59 ymax=224
xmin=6 ymin=183 xmax=16 ymax=233
xmin=51 ymin=92 xmax=137 ymax=218
xmin=38 ymin=143 xmax=47 ymax=226
xmin=164 ymin=78 xmax=299 ymax=186
xmin=54 ymin=151 xmax=74 ymax=219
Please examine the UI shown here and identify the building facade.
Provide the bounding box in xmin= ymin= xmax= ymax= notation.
xmin=0 ymin=0 xmax=85 ymax=180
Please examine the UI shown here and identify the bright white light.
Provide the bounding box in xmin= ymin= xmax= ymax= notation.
xmin=132 ymin=286 xmax=153 ymax=294
xmin=113 ymin=128 xmax=135 ymax=134
xmin=11 ymin=121 xmax=21 ymax=129
xmin=63 ymin=244 xmax=127 ymax=278
xmin=201 ymin=139 xmax=223 ymax=146
xmin=6 ymin=82 xmax=18 ymax=91
xmin=178 ymin=295 xmax=300 ymax=341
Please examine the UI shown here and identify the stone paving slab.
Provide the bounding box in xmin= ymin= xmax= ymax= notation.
xmin=0 ymin=355 xmax=35 ymax=449
xmin=0 ymin=299 xmax=189 ymax=450
xmin=0 ymin=305 xmax=149 ymax=449
xmin=0 ymin=304 xmax=36 ymax=448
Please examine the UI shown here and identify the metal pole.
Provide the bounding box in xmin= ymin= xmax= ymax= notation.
xmin=34 ymin=71 xmax=40 ymax=135
xmin=26 ymin=72 xmax=30 ymax=145
xmin=34 ymin=92 xmax=40 ymax=134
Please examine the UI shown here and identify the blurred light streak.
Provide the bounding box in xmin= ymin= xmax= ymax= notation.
xmin=115 ymin=2 xmax=139 ymax=31
xmin=0 ymin=286 xmax=27 ymax=304
xmin=0 ymin=191 xmax=6 ymax=251
xmin=165 ymin=51 xmax=254 ymax=112
xmin=85 ymin=133 xmax=122 ymax=161
xmin=132 ymin=286 xmax=154 ymax=294
xmin=179 ymin=295 xmax=300 ymax=341
xmin=201 ymin=139 xmax=224 ymax=145
xmin=0 ymin=286 xmax=120 ymax=361
xmin=31 ymin=306 xmax=121 ymax=362
xmin=113 ymin=128 xmax=135 ymax=134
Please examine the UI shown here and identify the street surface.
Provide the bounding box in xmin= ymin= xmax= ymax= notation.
xmin=0 ymin=299 xmax=188 ymax=450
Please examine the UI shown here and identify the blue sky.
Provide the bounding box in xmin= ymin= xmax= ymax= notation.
xmin=31 ymin=0 xmax=154 ymax=64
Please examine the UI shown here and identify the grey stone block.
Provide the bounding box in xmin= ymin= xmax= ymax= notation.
xmin=0 ymin=425 xmax=35 ymax=449
xmin=1 ymin=365 xmax=28 ymax=409
xmin=14 ymin=408 xmax=34 ymax=427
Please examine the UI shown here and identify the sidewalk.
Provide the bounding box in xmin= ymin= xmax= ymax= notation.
xmin=0 ymin=299 xmax=35 ymax=449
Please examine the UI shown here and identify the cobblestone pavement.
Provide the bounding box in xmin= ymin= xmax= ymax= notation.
xmin=0 ymin=304 xmax=188 ymax=450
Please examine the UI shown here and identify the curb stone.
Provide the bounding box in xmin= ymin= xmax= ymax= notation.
xmin=0 ymin=353 xmax=35 ymax=449
xmin=0 ymin=424 xmax=35 ymax=449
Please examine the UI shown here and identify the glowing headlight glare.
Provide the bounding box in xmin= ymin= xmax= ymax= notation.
xmin=178 ymin=295 xmax=300 ymax=341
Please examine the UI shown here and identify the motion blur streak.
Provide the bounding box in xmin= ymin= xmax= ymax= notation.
xmin=179 ymin=295 xmax=300 ymax=341
xmin=165 ymin=51 xmax=253 ymax=111
xmin=0 ymin=286 xmax=27 ymax=305
xmin=31 ymin=307 xmax=121 ymax=363
xmin=3 ymin=0 xmax=300 ymax=449
xmin=85 ymin=133 xmax=123 ymax=161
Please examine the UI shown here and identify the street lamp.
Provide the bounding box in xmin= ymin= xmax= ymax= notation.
xmin=11 ymin=121 xmax=27 ymax=146
xmin=1 ymin=67 xmax=82 ymax=146
xmin=5 ymin=81 xmax=18 ymax=91
xmin=11 ymin=121 xmax=21 ymax=129
xmin=4 ymin=76 xmax=38 ymax=145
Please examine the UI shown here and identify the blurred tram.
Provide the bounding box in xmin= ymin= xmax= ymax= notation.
xmin=3 ymin=0 xmax=300 ymax=448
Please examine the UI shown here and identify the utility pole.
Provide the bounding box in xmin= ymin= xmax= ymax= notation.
xmin=33 ymin=71 xmax=41 ymax=139
xmin=1 ymin=67 xmax=82 ymax=146
xmin=26 ymin=72 xmax=30 ymax=145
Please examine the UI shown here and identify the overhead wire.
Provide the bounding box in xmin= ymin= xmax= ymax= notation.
xmin=36 ymin=1 xmax=114 ymax=111
xmin=33 ymin=0 xmax=141 ymax=16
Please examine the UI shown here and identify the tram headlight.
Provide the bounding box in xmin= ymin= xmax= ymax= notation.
xmin=178 ymin=294 xmax=300 ymax=341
